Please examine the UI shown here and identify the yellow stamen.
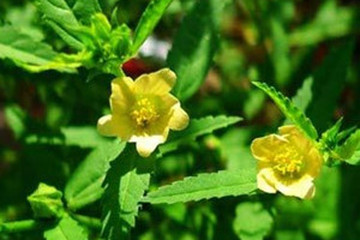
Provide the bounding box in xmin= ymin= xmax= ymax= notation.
xmin=273 ymin=147 xmax=304 ymax=178
xmin=130 ymin=98 xmax=159 ymax=128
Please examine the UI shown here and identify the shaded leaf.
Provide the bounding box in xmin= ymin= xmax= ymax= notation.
xmin=233 ymin=202 xmax=273 ymax=240
xmin=65 ymin=140 xmax=125 ymax=210
xmin=307 ymin=40 xmax=354 ymax=132
xmin=102 ymin=144 xmax=153 ymax=240
xmin=169 ymin=0 xmax=230 ymax=101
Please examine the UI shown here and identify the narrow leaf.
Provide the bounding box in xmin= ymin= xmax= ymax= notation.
xmin=44 ymin=215 xmax=87 ymax=240
xmin=73 ymin=0 xmax=102 ymax=24
xmin=36 ymin=0 xmax=84 ymax=49
xmin=65 ymin=140 xmax=125 ymax=210
xmin=159 ymin=115 xmax=242 ymax=155
xmin=142 ymin=169 xmax=257 ymax=204
xmin=132 ymin=0 xmax=173 ymax=53
xmin=169 ymin=0 xmax=229 ymax=101
xmin=291 ymin=77 xmax=313 ymax=112
xmin=307 ymin=40 xmax=354 ymax=132
xmin=252 ymin=81 xmax=318 ymax=140
xmin=102 ymin=145 xmax=153 ymax=239
xmin=336 ymin=129 xmax=360 ymax=162
xmin=0 ymin=26 xmax=57 ymax=66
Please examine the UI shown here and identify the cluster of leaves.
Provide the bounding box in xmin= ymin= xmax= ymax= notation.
xmin=1 ymin=0 xmax=360 ymax=240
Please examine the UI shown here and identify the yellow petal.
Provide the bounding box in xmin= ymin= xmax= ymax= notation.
xmin=279 ymin=125 xmax=312 ymax=153
xmin=169 ymin=103 xmax=189 ymax=130
xmin=97 ymin=115 xmax=117 ymax=137
xmin=279 ymin=125 xmax=323 ymax=178
xmin=133 ymin=68 xmax=176 ymax=95
xmin=97 ymin=114 xmax=135 ymax=140
xmin=133 ymin=135 xmax=166 ymax=157
xmin=275 ymin=175 xmax=315 ymax=199
xmin=251 ymin=134 xmax=289 ymax=162
xmin=110 ymin=76 xmax=135 ymax=114
xmin=257 ymin=168 xmax=277 ymax=194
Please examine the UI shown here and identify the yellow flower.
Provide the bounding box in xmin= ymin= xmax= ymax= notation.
xmin=97 ymin=68 xmax=189 ymax=157
xmin=251 ymin=125 xmax=323 ymax=199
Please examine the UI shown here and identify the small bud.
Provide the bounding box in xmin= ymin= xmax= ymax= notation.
xmin=27 ymin=183 xmax=64 ymax=219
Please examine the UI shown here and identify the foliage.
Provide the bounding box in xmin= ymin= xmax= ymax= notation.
xmin=1 ymin=0 xmax=360 ymax=239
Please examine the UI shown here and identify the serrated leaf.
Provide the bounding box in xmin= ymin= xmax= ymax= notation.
xmin=292 ymin=77 xmax=313 ymax=112
xmin=252 ymin=81 xmax=318 ymax=140
xmin=307 ymin=40 xmax=354 ymax=132
xmin=233 ymin=202 xmax=273 ymax=240
xmin=102 ymin=145 xmax=153 ymax=240
xmin=336 ymin=129 xmax=360 ymax=163
xmin=132 ymin=0 xmax=173 ymax=53
xmin=36 ymin=0 xmax=84 ymax=50
xmin=284 ymin=77 xmax=313 ymax=125
xmin=169 ymin=0 xmax=230 ymax=101
xmin=158 ymin=115 xmax=242 ymax=155
xmin=44 ymin=214 xmax=87 ymax=240
xmin=65 ymin=140 xmax=125 ymax=210
xmin=142 ymin=169 xmax=257 ymax=204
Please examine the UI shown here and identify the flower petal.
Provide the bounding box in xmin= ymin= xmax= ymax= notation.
xmin=279 ymin=125 xmax=323 ymax=178
xmin=134 ymin=135 xmax=165 ymax=157
xmin=169 ymin=103 xmax=189 ymax=130
xmin=110 ymin=76 xmax=135 ymax=114
xmin=279 ymin=125 xmax=312 ymax=153
xmin=97 ymin=115 xmax=117 ymax=137
xmin=134 ymin=68 xmax=176 ymax=95
xmin=275 ymin=175 xmax=315 ymax=199
xmin=251 ymin=134 xmax=289 ymax=162
xmin=257 ymin=168 xmax=277 ymax=194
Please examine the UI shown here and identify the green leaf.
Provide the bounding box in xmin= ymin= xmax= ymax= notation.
xmin=336 ymin=130 xmax=360 ymax=163
xmin=159 ymin=115 xmax=242 ymax=155
xmin=102 ymin=144 xmax=153 ymax=239
xmin=4 ymin=104 xmax=26 ymax=139
xmin=252 ymin=81 xmax=318 ymax=140
xmin=142 ymin=169 xmax=257 ymax=204
xmin=233 ymin=202 xmax=273 ymax=240
xmin=73 ymin=0 xmax=102 ymax=24
xmin=65 ymin=140 xmax=125 ymax=210
xmin=36 ymin=0 xmax=84 ymax=50
xmin=291 ymin=77 xmax=313 ymax=112
xmin=25 ymin=126 xmax=108 ymax=148
xmin=289 ymin=2 xmax=360 ymax=46
xmin=44 ymin=214 xmax=87 ymax=240
xmin=132 ymin=0 xmax=173 ymax=53
xmin=284 ymin=77 xmax=313 ymax=125
xmin=0 ymin=26 xmax=57 ymax=66
xmin=169 ymin=0 xmax=229 ymax=101
xmin=307 ymin=40 xmax=354 ymax=132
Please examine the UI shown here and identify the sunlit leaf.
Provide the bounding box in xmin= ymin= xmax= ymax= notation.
xmin=142 ymin=169 xmax=257 ymax=204
xmin=252 ymin=81 xmax=318 ymax=140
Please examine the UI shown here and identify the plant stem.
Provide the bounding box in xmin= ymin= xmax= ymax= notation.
xmin=0 ymin=219 xmax=46 ymax=233
xmin=70 ymin=214 xmax=102 ymax=230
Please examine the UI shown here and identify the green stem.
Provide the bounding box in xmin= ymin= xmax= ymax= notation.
xmin=0 ymin=219 xmax=46 ymax=233
xmin=70 ymin=214 xmax=102 ymax=230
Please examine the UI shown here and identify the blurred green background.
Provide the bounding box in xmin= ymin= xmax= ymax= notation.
xmin=1 ymin=0 xmax=360 ymax=239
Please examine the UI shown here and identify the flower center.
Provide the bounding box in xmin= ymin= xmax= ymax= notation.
xmin=272 ymin=147 xmax=304 ymax=178
xmin=130 ymin=98 xmax=159 ymax=128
